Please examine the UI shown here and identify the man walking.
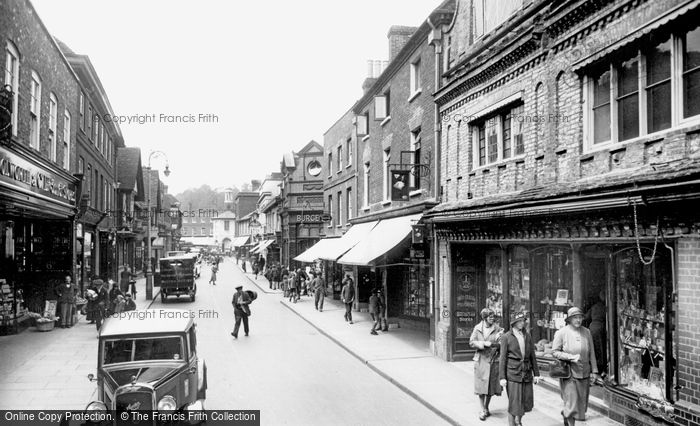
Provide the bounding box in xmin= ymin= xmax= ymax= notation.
xmin=209 ymin=263 xmax=218 ymax=285
xmin=231 ymin=285 xmax=251 ymax=339
xmin=341 ymin=272 xmax=355 ymax=324
xmin=369 ymin=289 xmax=381 ymax=335
xmin=55 ymin=275 xmax=77 ymax=328
xmin=311 ymin=271 xmax=326 ymax=312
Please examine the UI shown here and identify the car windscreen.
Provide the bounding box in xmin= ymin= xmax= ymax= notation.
xmin=103 ymin=336 xmax=184 ymax=365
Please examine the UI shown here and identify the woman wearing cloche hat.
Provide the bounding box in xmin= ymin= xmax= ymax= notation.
xmin=551 ymin=307 xmax=599 ymax=426
xmin=499 ymin=311 xmax=541 ymax=426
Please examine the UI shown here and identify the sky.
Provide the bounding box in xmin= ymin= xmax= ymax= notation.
xmin=31 ymin=0 xmax=440 ymax=195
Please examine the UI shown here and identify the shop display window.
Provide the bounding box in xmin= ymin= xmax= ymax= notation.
xmin=529 ymin=246 xmax=573 ymax=348
xmin=615 ymin=247 xmax=673 ymax=402
xmin=509 ymin=246 xmax=530 ymax=317
xmin=403 ymin=261 xmax=430 ymax=318
xmin=485 ymin=248 xmax=503 ymax=316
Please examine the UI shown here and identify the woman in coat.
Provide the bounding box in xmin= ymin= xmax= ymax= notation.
xmin=470 ymin=308 xmax=503 ymax=420
xmin=499 ymin=312 xmax=541 ymax=426
xmin=552 ymin=307 xmax=599 ymax=426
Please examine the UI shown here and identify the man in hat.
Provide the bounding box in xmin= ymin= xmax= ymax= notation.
xmin=552 ymin=307 xmax=599 ymax=426
xmin=368 ymin=289 xmax=381 ymax=335
xmin=231 ymin=285 xmax=252 ymax=339
xmin=341 ymin=272 xmax=355 ymax=324
xmin=499 ymin=312 xmax=540 ymax=426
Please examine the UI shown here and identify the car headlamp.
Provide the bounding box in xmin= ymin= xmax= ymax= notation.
xmin=85 ymin=401 xmax=107 ymax=411
xmin=157 ymin=395 xmax=177 ymax=411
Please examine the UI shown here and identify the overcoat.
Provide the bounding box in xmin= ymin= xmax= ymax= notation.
xmin=469 ymin=321 xmax=503 ymax=395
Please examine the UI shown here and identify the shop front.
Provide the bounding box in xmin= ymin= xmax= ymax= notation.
xmin=0 ymin=144 xmax=78 ymax=333
xmin=432 ymin=199 xmax=695 ymax=425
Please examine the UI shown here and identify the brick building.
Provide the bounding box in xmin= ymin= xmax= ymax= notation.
xmin=232 ymin=185 xmax=260 ymax=258
xmin=115 ymin=147 xmax=145 ymax=275
xmin=0 ymin=0 xmax=81 ymax=319
xmin=423 ymin=1 xmax=700 ymax=425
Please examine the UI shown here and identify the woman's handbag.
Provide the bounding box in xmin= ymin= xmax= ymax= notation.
xmin=549 ymin=359 xmax=571 ymax=379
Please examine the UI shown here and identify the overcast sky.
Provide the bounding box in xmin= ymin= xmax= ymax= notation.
xmin=31 ymin=0 xmax=439 ymax=195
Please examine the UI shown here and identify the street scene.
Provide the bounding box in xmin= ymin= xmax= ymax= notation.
xmin=1 ymin=0 xmax=700 ymax=425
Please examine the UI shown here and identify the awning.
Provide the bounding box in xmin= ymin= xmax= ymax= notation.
xmin=181 ymin=236 xmax=217 ymax=246
xmin=152 ymin=237 xmax=165 ymax=247
xmin=316 ymin=221 xmax=379 ymax=261
xmin=251 ymin=239 xmax=275 ymax=254
xmin=294 ymin=237 xmax=341 ymax=263
xmin=337 ymin=214 xmax=422 ymax=266
xmin=231 ymin=236 xmax=250 ymax=247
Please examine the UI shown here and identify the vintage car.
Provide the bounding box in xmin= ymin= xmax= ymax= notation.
xmin=158 ymin=253 xmax=198 ymax=302
xmin=85 ymin=309 xmax=207 ymax=412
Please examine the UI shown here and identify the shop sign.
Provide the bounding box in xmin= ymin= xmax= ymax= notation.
xmin=0 ymin=148 xmax=76 ymax=204
xmin=410 ymin=249 xmax=425 ymax=258
xmin=293 ymin=214 xmax=322 ymax=223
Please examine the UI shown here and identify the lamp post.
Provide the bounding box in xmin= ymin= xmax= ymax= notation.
xmin=145 ymin=150 xmax=170 ymax=300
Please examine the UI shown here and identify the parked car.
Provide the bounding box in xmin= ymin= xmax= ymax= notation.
xmin=85 ymin=309 xmax=207 ymax=412
xmin=158 ymin=253 xmax=198 ymax=302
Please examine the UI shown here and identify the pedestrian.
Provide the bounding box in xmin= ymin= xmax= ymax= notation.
xmin=499 ymin=312 xmax=541 ymax=426
xmin=113 ymin=294 xmax=126 ymax=314
xmin=123 ymin=293 xmax=136 ymax=312
xmin=209 ymin=263 xmax=217 ymax=285
xmin=55 ymin=275 xmax=77 ymax=328
xmin=341 ymin=272 xmax=355 ymax=324
xmin=584 ymin=291 xmax=607 ymax=376
xmin=258 ymin=255 xmax=266 ymax=276
xmin=552 ymin=307 xmax=599 ymax=426
xmin=107 ymin=279 xmax=122 ymax=315
xmin=369 ymin=289 xmax=381 ymax=335
xmin=253 ymin=259 xmax=259 ymax=279
xmin=296 ymin=268 xmax=309 ymax=296
xmin=470 ymin=308 xmax=504 ymax=420
xmin=231 ymin=285 xmax=251 ymax=339
xmin=119 ymin=265 xmax=132 ymax=294
xmin=272 ymin=264 xmax=281 ymax=290
xmin=288 ymin=270 xmax=299 ymax=303
xmin=311 ymin=271 xmax=326 ymax=311
xmin=377 ymin=288 xmax=388 ymax=332
xmin=89 ymin=279 xmax=108 ymax=333
xmin=241 ymin=257 xmax=247 ymax=272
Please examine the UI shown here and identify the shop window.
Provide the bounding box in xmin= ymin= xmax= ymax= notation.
xmin=403 ymin=261 xmax=430 ymax=318
xmin=615 ymin=247 xmax=674 ymax=401
xmin=529 ymin=246 xmax=573 ymax=345
xmin=509 ymin=246 xmax=530 ymax=317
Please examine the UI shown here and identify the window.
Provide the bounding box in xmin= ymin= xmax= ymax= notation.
xmin=410 ymin=128 xmax=421 ymax=189
xmin=29 ymin=71 xmax=42 ymax=150
xmin=4 ymin=42 xmax=20 ymax=137
xmin=224 ymin=220 xmax=230 ymax=231
xmin=87 ymin=105 xmax=93 ymax=140
xmin=374 ymin=90 xmax=390 ymax=120
xmin=346 ymin=138 xmax=352 ymax=166
xmin=328 ymin=152 xmax=333 ymax=176
xmin=201 ymin=227 xmax=206 ymax=236
xmin=63 ymin=110 xmax=71 ymax=170
xmin=586 ymin=29 xmax=700 ymax=148
xmin=78 ymin=156 xmax=84 ymax=175
xmin=363 ymin=163 xmax=370 ymax=207
xmin=410 ymin=58 xmax=421 ymax=96
xmin=356 ymin=113 xmax=369 ymax=136
xmin=383 ymin=149 xmax=390 ymax=201
xmin=646 ymin=37 xmax=672 ymax=133
xmin=472 ymin=103 xmax=525 ymax=167
xmin=337 ymin=191 xmax=342 ymax=226
xmin=346 ymin=188 xmax=352 ymax=221
xmin=79 ymin=93 xmax=85 ymax=131
xmin=328 ymin=194 xmax=333 ymax=227
xmin=472 ymin=0 xmax=522 ymax=40
xmin=86 ymin=164 xmax=92 ymax=197
xmin=92 ymin=110 xmax=98 ymax=142
xmin=49 ymin=93 xmax=58 ymax=161
xmin=444 ymin=36 xmax=452 ymax=70
xmin=337 ymin=145 xmax=342 ymax=172
xmin=683 ymin=27 xmax=700 ymax=118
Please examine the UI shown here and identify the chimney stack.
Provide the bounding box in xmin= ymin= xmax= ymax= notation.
xmin=251 ymin=180 xmax=261 ymax=192
xmin=388 ymin=26 xmax=417 ymax=61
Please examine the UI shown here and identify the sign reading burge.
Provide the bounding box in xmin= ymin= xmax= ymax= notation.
xmin=0 ymin=147 xmax=77 ymax=204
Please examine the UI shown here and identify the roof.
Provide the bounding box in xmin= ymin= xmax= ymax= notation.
xmin=211 ymin=211 xmax=236 ymax=220
xmin=162 ymin=193 xmax=179 ymax=208
xmin=117 ymin=148 xmax=143 ymax=197
xmin=100 ymin=309 xmax=193 ymax=337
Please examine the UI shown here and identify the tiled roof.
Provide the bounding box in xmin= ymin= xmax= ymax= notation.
xmin=117 ymin=147 xmax=142 ymax=192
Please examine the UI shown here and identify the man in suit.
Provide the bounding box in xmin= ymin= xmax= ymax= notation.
xmin=499 ymin=312 xmax=541 ymax=426
xmin=231 ymin=285 xmax=251 ymax=339
xmin=341 ymin=272 xmax=355 ymax=324
xmin=55 ymin=275 xmax=77 ymax=328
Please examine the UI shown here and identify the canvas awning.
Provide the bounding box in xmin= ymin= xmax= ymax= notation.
xmin=337 ymin=214 xmax=422 ymax=266
xmin=231 ymin=236 xmax=250 ymax=247
xmin=316 ymin=221 xmax=379 ymax=261
xmin=294 ymin=237 xmax=342 ymax=263
xmin=251 ymin=239 xmax=275 ymax=254
xmin=152 ymin=237 xmax=165 ymax=247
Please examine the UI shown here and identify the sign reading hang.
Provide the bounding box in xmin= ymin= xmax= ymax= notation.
xmin=391 ymin=169 xmax=410 ymax=201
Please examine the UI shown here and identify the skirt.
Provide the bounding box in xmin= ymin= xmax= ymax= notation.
xmin=506 ymin=380 xmax=534 ymax=416
xmin=560 ymin=377 xmax=590 ymax=421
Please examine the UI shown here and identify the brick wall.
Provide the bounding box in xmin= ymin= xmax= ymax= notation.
xmin=323 ymin=109 xmax=356 ymax=235
xmin=0 ymin=0 xmax=79 ymax=170
xmin=677 ymin=238 xmax=700 ymax=410
xmin=355 ymin=33 xmax=436 ymax=218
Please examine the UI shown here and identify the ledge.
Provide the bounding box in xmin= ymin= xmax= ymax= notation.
xmin=380 ymin=116 xmax=392 ymax=127
xmin=408 ymin=90 xmax=422 ymax=103
xmin=381 ymin=200 xmax=392 ymax=206
xmin=409 ymin=189 xmax=424 ymax=198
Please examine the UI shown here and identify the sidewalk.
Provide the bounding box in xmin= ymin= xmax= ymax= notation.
xmin=238 ymin=264 xmax=620 ymax=426
xmin=0 ymin=276 xmax=157 ymax=409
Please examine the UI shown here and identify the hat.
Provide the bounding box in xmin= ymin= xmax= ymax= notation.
xmin=510 ymin=312 xmax=527 ymax=326
xmin=235 ymin=285 xmax=243 ymax=290
xmin=565 ymin=307 xmax=584 ymax=323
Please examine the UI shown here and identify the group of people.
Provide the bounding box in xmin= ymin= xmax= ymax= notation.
xmin=470 ymin=307 xmax=599 ymax=426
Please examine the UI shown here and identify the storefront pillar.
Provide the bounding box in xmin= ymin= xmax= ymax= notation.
xmin=572 ymin=244 xmax=583 ymax=308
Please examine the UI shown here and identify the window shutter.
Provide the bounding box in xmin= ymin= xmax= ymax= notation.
xmin=374 ymin=96 xmax=387 ymax=120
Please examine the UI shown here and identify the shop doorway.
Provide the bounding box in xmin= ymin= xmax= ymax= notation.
xmin=581 ymin=250 xmax=609 ymax=400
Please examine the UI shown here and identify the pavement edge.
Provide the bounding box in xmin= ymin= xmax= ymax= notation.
xmin=278 ymin=300 xmax=461 ymax=426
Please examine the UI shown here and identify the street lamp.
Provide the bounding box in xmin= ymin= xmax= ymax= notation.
xmin=145 ymin=150 xmax=170 ymax=300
